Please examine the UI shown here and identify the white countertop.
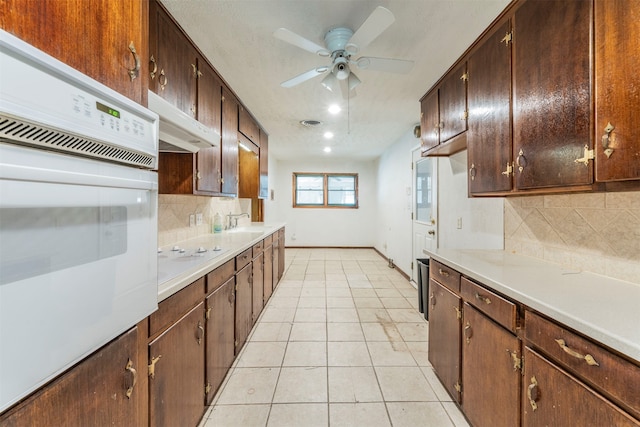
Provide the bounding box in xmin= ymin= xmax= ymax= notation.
xmin=425 ymin=249 xmax=640 ymax=364
xmin=157 ymin=222 xmax=285 ymax=302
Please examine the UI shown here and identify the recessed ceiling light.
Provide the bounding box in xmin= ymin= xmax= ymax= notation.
xmin=324 ymin=147 xmax=332 ymax=153
xmin=328 ymin=105 xmax=341 ymax=114
xmin=324 ymin=131 xmax=334 ymax=139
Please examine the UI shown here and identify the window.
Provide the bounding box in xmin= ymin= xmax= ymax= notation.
xmin=293 ymin=173 xmax=358 ymax=208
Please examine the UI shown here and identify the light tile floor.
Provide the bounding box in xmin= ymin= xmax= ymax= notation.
xmin=199 ymin=248 xmax=470 ymax=427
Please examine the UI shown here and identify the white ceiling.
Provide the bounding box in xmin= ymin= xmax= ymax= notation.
xmin=160 ymin=0 xmax=511 ymax=161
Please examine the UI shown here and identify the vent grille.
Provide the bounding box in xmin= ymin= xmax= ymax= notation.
xmin=299 ymin=119 xmax=323 ymax=127
xmin=0 ymin=115 xmax=155 ymax=168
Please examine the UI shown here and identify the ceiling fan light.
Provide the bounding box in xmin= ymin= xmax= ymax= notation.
xmin=348 ymin=73 xmax=361 ymax=91
xmin=321 ymin=72 xmax=339 ymax=92
xmin=335 ymin=64 xmax=350 ymax=80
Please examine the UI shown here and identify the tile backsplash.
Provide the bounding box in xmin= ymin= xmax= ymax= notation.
xmin=505 ymin=191 xmax=640 ymax=284
xmin=158 ymin=195 xmax=252 ymax=247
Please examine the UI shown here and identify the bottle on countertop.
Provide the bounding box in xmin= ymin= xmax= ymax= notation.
xmin=213 ymin=212 xmax=222 ymax=233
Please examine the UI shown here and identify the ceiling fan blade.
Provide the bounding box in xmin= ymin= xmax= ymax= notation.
xmin=281 ymin=66 xmax=329 ymax=88
xmin=273 ymin=28 xmax=330 ymax=56
xmin=354 ymin=57 xmax=414 ymax=74
xmin=346 ymin=6 xmax=395 ymax=54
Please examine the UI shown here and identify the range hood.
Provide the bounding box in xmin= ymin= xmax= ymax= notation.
xmin=147 ymin=91 xmax=219 ymax=153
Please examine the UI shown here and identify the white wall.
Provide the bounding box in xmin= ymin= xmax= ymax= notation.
xmin=374 ymin=129 xmax=418 ymax=276
xmin=271 ymin=157 xmax=377 ymax=247
xmin=437 ymin=150 xmax=504 ymax=249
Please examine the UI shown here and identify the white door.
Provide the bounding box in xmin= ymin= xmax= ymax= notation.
xmin=412 ymin=148 xmax=437 ymax=283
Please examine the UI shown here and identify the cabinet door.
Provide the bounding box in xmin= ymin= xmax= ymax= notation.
xmin=195 ymin=58 xmax=223 ymax=194
xmin=221 ymin=87 xmax=239 ymax=196
xmin=522 ymin=347 xmax=640 ymax=427
xmin=420 ymin=91 xmax=440 ymax=152
xmin=462 ymin=304 xmax=520 ymax=427
xmin=252 ymin=252 xmax=265 ymax=324
xmin=0 ymin=327 xmax=140 ymax=426
xmin=263 ymin=244 xmax=274 ymax=302
xmin=439 ymin=62 xmax=468 ymax=143
xmin=235 ymin=263 xmax=253 ymax=354
xmin=278 ymin=232 xmax=285 ymax=283
xmin=149 ymin=303 xmax=205 ymax=427
xmin=239 ymin=105 xmax=260 ymax=144
xmin=155 ymin=4 xmax=198 ymax=117
xmin=0 ymin=0 xmax=147 ymax=104
xmin=595 ymin=0 xmax=640 ymax=182
xmin=259 ymin=130 xmax=269 ymax=199
xmin=467 ymin=20 xmax=513 ymax=194
xmin=513 ymin=0 xmax=592 ymax=190
xmin=205 ymin=277 xmax=235 ymax=404
xmin=427 ymin=279 xmax=461 ymax=402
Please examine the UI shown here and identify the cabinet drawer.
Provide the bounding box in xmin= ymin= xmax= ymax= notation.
xmin=461 ymin=277 xmax=517 ymax=333
xmin=206 ymin=259 xmax=235 ymax=294
xmin=150 ymin=277 xmax=205 ymax=338
xmin=525 ymin=310 xmax=640 ymax=420
xmin=429 ymin=259 xmax=461 ymax=293
xmin=236 ymin=248 xmax=252 ymax=270
xmin=252 ymin=241 xmax=264 ymax=258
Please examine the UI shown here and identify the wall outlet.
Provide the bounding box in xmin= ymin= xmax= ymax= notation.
xmin=196 ymin=213 xmax=203 ymax=226
xmin=457 ymin=217 xmax=463 ymax=229
xmin=189 ymin=214 xmax=195 ymax=227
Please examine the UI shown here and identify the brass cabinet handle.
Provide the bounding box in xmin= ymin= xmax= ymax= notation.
xmin=429 ymin=293 xmax=436 ymax=307
xmin=158 ymin=69 xmax=167 ymax=91
xmin=474 ymin=292 xmax=492 ymax=305
xmin=438 ymin=268 xmax=450 ymax=277
xmin=149 ymin=55 xmax=158 ymax=79
xmin=554 ymin=339 xmax=600 ymax=366
xmin=469 ymin=163 xmax=476 ymax=181
xmin=601 ymin=122 xmax=615 ymax=158
xmin=197 ymin=321 xmax=205 ymax=345
xmin=527 ymin=376 xmax=539 ymax=411
xmin=464 ymin=322 xmax=472 ymax=344
xmin=127 ymin=42 xmax=141 ymax=81
xmin=516 ymin=149 xmax=526 ymax=173
xmin=124 ymin=359 xmax=137 ymax=399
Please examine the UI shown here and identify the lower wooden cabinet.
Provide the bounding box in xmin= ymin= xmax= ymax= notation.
xmin=234 ymin=260 xmax=253 ymax=355
xmin=252 ymin=250 xmax=265 ymax=324
xmin=428 ymin=278 xmax=462 ymax=402
xmin=205 ymin=277 xmax=235 ymax=404
xmin=148 ymin=303 xmax=206 ymax=427
xmin=0 ymin=327 xmax=141 ymax=426
xmin=522 ymin=347 xmax=640 ymax=427
xmin=462 ymin=303 xmax=521 ymax=427
xmin=263 ymin=242 xmax=274 ymax=302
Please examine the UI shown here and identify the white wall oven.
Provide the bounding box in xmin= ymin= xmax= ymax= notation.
xmin=0 ymin=30 xmax=159 ymax=411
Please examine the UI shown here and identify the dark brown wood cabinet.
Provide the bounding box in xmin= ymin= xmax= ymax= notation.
xmin=467 ymin=20 xmax=513 ymax=194
xmin=420 ymin=90 xmax=440 ymax=153
xmin=594 ymin=0 xmax=640 ymax=182
xmin=252 ymin=243 xmax=265 ymax=325
xmin=205 ymin=277 xmax=236 ymax=404
xmin=0 ymin=0 xmax=148 ymax=105
xmin=522 ymin=347 xmax=639 ymax=427
xmin=512 ymin=0 xmax=592 ymax=191
xmin=428 ymin=278 xmax=462 ymax=402
xmin=263 ymin=238 xmax=274 ymax=302
xmin=221 ymin=87 xmax=240 ymax=196
xmin=439 ymin=62 xmax=468 ymax=144
xmin=0 ymin=327 xmax=141 ymax=426
xmin=239 ymin=105 xmax=260 ymax=145
xmin=259 ymin=130 xmax=269 ymax=199
xmin=461 ymin=303 xmax=521 ymax=427
xmin=234 ymin=250 xmax=253 ymax=354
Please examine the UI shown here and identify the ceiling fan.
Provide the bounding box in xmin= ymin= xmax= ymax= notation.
xmin=273 ymin=6 xmax=414 ymax=98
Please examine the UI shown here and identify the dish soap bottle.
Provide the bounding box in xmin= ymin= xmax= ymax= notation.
xmin=213 ymin=212 xmax=222 ymax=233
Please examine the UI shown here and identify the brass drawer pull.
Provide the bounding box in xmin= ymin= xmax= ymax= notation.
xmin=438 ymin=268 xmax=450 ymax=277
xmin=474 ymin=292 xmax=492 ymax=305
xmin=127 ymin=41 xmax=141 ymax=81
xmin=601 ymin=122 xmax=615 ymax=158
xmin=197 ymin=321 xmax=205 ymax=345
xmin=464 ymin=323 xmax=473 ymax=344
xmin=429 ymin=293 xmax=436 ymax=307
xmin=149 ymin=55 xmax=158 ymax=79
xmin=527 ymin=376 xmax=539 ymax=411
xmin=124 ymin=359 xmax=137 ymax=399
xmin=554 ymin=339 xmax=600 ymax=366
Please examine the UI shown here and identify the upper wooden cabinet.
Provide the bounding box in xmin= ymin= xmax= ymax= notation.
xmin=439 ymin=62 xmax=468 ymax=144
xmin=513 ymin=0 xmax=592 ymax=191
xmin=0 ymin=0 xmax=148 ymax=105
xmin=467 ymin=20 xmax=513 ymax=195
xmin=420 ymin=91 xmax=440 ymax=153
xmin=594 ymin=0 xmax=640 ymax=182
xmin=221 ymin=87 xmax=239 ymax=196
xmin=259 ymin=130 xmax=269 ymax=199
xmin=239 ymin=105 xmax=260 ymax=145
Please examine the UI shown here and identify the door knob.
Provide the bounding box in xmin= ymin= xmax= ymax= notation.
xmin=428 ymin=230 xmax=435 ymax=236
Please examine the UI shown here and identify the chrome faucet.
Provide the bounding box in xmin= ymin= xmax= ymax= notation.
xmin=226 ymin=212 xmax=250 ymax=229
